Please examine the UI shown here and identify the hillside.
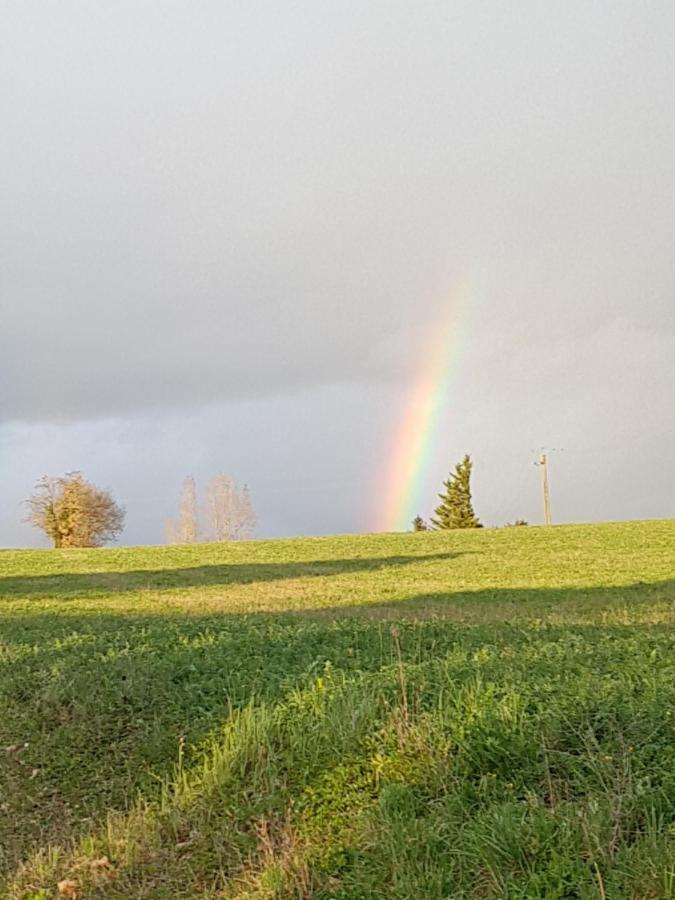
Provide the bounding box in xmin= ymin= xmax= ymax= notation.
xmin=1 ymin=520 xmax=674 ymax=897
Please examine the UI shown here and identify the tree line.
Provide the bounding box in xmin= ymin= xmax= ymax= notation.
xmin=24 ymin=454 xmax=522 ymax=547
xmin=25 ymin=472 xmax=256 ymax=548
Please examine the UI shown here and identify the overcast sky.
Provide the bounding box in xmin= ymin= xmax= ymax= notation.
xmin=2 ymin=0 xmax=674 ymax=546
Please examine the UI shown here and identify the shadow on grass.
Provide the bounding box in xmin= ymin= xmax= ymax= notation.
xmin=1 ymin=578 xmax=674 ymax=876
xmin=0 ymin=552 xmax=458 ymax=599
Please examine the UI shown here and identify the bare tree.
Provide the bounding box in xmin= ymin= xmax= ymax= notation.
xmin=203 ymin=475 xmax=256 ymax=541
xmin=204 ymin=474 xmax=235 ymax=541
xmin=232 ymin=483 xmax=256 ymax=540
xmin=164 ymin=517 xmax=181 ymax=544
xmin=26 ymin=472 xmax=125 ymax=548
xmin=180 ymin=476 xmax=199 ymax=542
xmin=166 ymin=476 xmax=200 ymax=543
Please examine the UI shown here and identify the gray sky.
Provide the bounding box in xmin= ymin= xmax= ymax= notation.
xmin=2 ymin=0 xmax=674 ymax=546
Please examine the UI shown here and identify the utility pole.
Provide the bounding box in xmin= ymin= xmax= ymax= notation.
xmin=539 ymin=453 xmax=552 ymax=525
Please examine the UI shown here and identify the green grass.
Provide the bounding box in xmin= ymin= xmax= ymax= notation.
xmin=1 ymin=520 xmax=674 ymax=898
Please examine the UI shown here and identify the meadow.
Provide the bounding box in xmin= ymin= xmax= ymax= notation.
xmin=1 ymin=520 xmax=674 ymax=898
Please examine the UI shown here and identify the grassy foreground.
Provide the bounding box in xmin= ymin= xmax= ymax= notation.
xmin=1 ymin=520 xmax=674 ymax=898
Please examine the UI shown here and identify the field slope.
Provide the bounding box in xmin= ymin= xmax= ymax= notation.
xmin=1 ymin=520 xmax=675 ymax=898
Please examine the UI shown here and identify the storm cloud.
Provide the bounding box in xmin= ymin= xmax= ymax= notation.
xmin=2 ymin=1 xmax=674 ymax=543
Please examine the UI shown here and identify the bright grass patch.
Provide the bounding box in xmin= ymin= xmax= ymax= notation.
xmin=1 ymin=520 xmax=674 ymax=897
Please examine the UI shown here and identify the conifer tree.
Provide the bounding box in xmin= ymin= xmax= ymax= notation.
xmin=431 ymin=454 xmax=481 ymax=529
xmin=412 ymin=514 xmax=428 ymax=532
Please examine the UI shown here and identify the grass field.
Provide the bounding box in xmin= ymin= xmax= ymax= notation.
xmin=1 ymin=520 xmax=674 ymax=898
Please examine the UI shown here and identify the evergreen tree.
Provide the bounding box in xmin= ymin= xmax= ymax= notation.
xmin=431 ymin=454 xmax=481 ymax=529
xmin=412 ymin=514 xmax=428 ymax=532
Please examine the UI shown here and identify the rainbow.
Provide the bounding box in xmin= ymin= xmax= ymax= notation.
xmin=376 ymin=279 xmax=471 ymax=531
